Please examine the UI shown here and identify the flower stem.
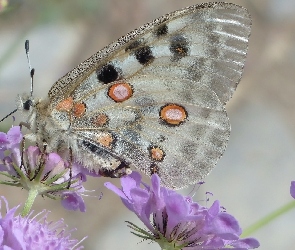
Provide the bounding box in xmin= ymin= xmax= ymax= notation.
xmin=21 ymin=189 xmax=39 ymax=217
xmin=241 ymin=200 xmax=295 ymax=237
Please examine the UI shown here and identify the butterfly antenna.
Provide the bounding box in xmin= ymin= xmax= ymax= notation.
xmin=25 ymin=40 xmax=35 ymax=97
xmin=0 ymin=40 xmax=34 ymax=123
xmin=0 ymin=109 xmax=17 ymax=123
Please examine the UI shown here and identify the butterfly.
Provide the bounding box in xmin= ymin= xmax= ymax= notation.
xmin=15 ymin=2 xmax=251 ymax=189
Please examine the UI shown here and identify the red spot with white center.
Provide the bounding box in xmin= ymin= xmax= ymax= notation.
xmin=160 ymin=104 xmax=187 ymax=125
xmin=108 ymin=82 xmax=133 ymax=102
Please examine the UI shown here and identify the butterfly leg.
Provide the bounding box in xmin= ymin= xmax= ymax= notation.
xmin=99 ymin=161 xmax=132 ymax=178
xmin=19 ymin=135 xmax=26 ymax=172
xmin=20 ymin=131 xmax=42 ymax=180
xmin=19 ymin=121 xmax=37 ymax=143
xmin=19 ymin=121 xmax=30 ymax=130
xmin=66 ymin=147 xmax=73 ymax=189
xmin=27 ymin=140 xmax=47 ymax=181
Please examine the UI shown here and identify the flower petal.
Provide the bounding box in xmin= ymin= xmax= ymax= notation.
xmin=27 ymin=146 xmax=40 ymax=171
xmin=290 ymin=181 xmax=295 ymax=199
xmin=61 ymin=192 xmax=86 ymax=212
xmin=104 ymin=182 xmax=127 ymax=200
xmin=7 ymin=126 xmax=22 ymax=146
xmin=209 ymin=212 xmax=241 ymax=240
xmin=165 ymin=192 xmax=189 ymax=232
xmin=229 ymin=237 xmax=260 ymax=248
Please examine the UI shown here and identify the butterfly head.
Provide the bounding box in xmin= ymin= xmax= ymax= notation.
xmin=16 ymin=93 xmax=39 ymax=128
xmin=17 ymin=93 xmax=35 ymax=112
xmin=23 ymin=98 xmax=34 ymax=111
xmin=0 ymin=93 xmax=36 ymax=124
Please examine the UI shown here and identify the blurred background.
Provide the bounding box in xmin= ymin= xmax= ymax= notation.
xmin=0 ymin=0 xmax=295 ymax=249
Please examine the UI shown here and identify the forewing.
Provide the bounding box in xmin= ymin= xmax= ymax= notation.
xmin=48 ymin=2 xmax=251 ymax=105
xmin=49 ymin=2 xmax=251 ymax=189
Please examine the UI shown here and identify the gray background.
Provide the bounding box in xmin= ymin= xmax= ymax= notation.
xmin=0 ymin=0 xmax=295 ymax=249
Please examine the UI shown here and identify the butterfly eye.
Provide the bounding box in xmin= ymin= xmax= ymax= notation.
xmin=23 ymin=100 xmax=33 ymax=111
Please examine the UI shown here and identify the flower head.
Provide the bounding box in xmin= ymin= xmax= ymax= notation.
xmin=105 ymin=172 xmax=260 ymax=249
xmin=0 ymin=126 xmax=89 ymax=214
xmin=0 ymin=196 xmax=84 ymax=249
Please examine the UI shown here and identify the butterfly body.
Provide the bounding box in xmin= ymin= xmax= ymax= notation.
xmin=17 ymin=2 xmax=251 ymax=189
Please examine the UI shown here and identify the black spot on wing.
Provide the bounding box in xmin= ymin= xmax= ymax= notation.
xmin=97 ymin=64 xmax=120 ymax=84
xmin=170 ymin=34 xmax=189 ymax=60
xmin=134 ymin=46 xmax=154 ymax=65
xmin=81 ymin=138 xmax=118 ymax=159
xmin=99 ymin=161 xmax=130 ymax=178
xmin=82 ymin=140 xmax=104 ymax=154
xmin=155 ymin=24 xmax=168 ymax=37
xmin=150 ymin=163 xmax=159 ymax=175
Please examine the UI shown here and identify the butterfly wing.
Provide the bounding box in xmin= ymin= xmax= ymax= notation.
xmin=48 ymin=2 xmax=251 ymax=189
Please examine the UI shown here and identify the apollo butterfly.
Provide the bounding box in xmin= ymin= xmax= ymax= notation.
xmin=13 ymin=2 xmax=251 ymax=189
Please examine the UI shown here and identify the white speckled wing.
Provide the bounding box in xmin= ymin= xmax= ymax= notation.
xmin=39 ymin=2 xmax=251 ymax=189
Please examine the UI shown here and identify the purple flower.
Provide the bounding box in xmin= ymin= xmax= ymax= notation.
xmin=0 ymin=126 xmax=88 ymax=213
xmin=0 ymin=126 xmax=22 ymax=166
xmin=290 ymin=181 xmax=295 ymax=199
xmin=61 ymin=190 xmax=86 ymax=212
xmin=105 ymin=172 xmax=260 ymax=249
xmin=0 ymin=196 xmax=85 ymax=249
